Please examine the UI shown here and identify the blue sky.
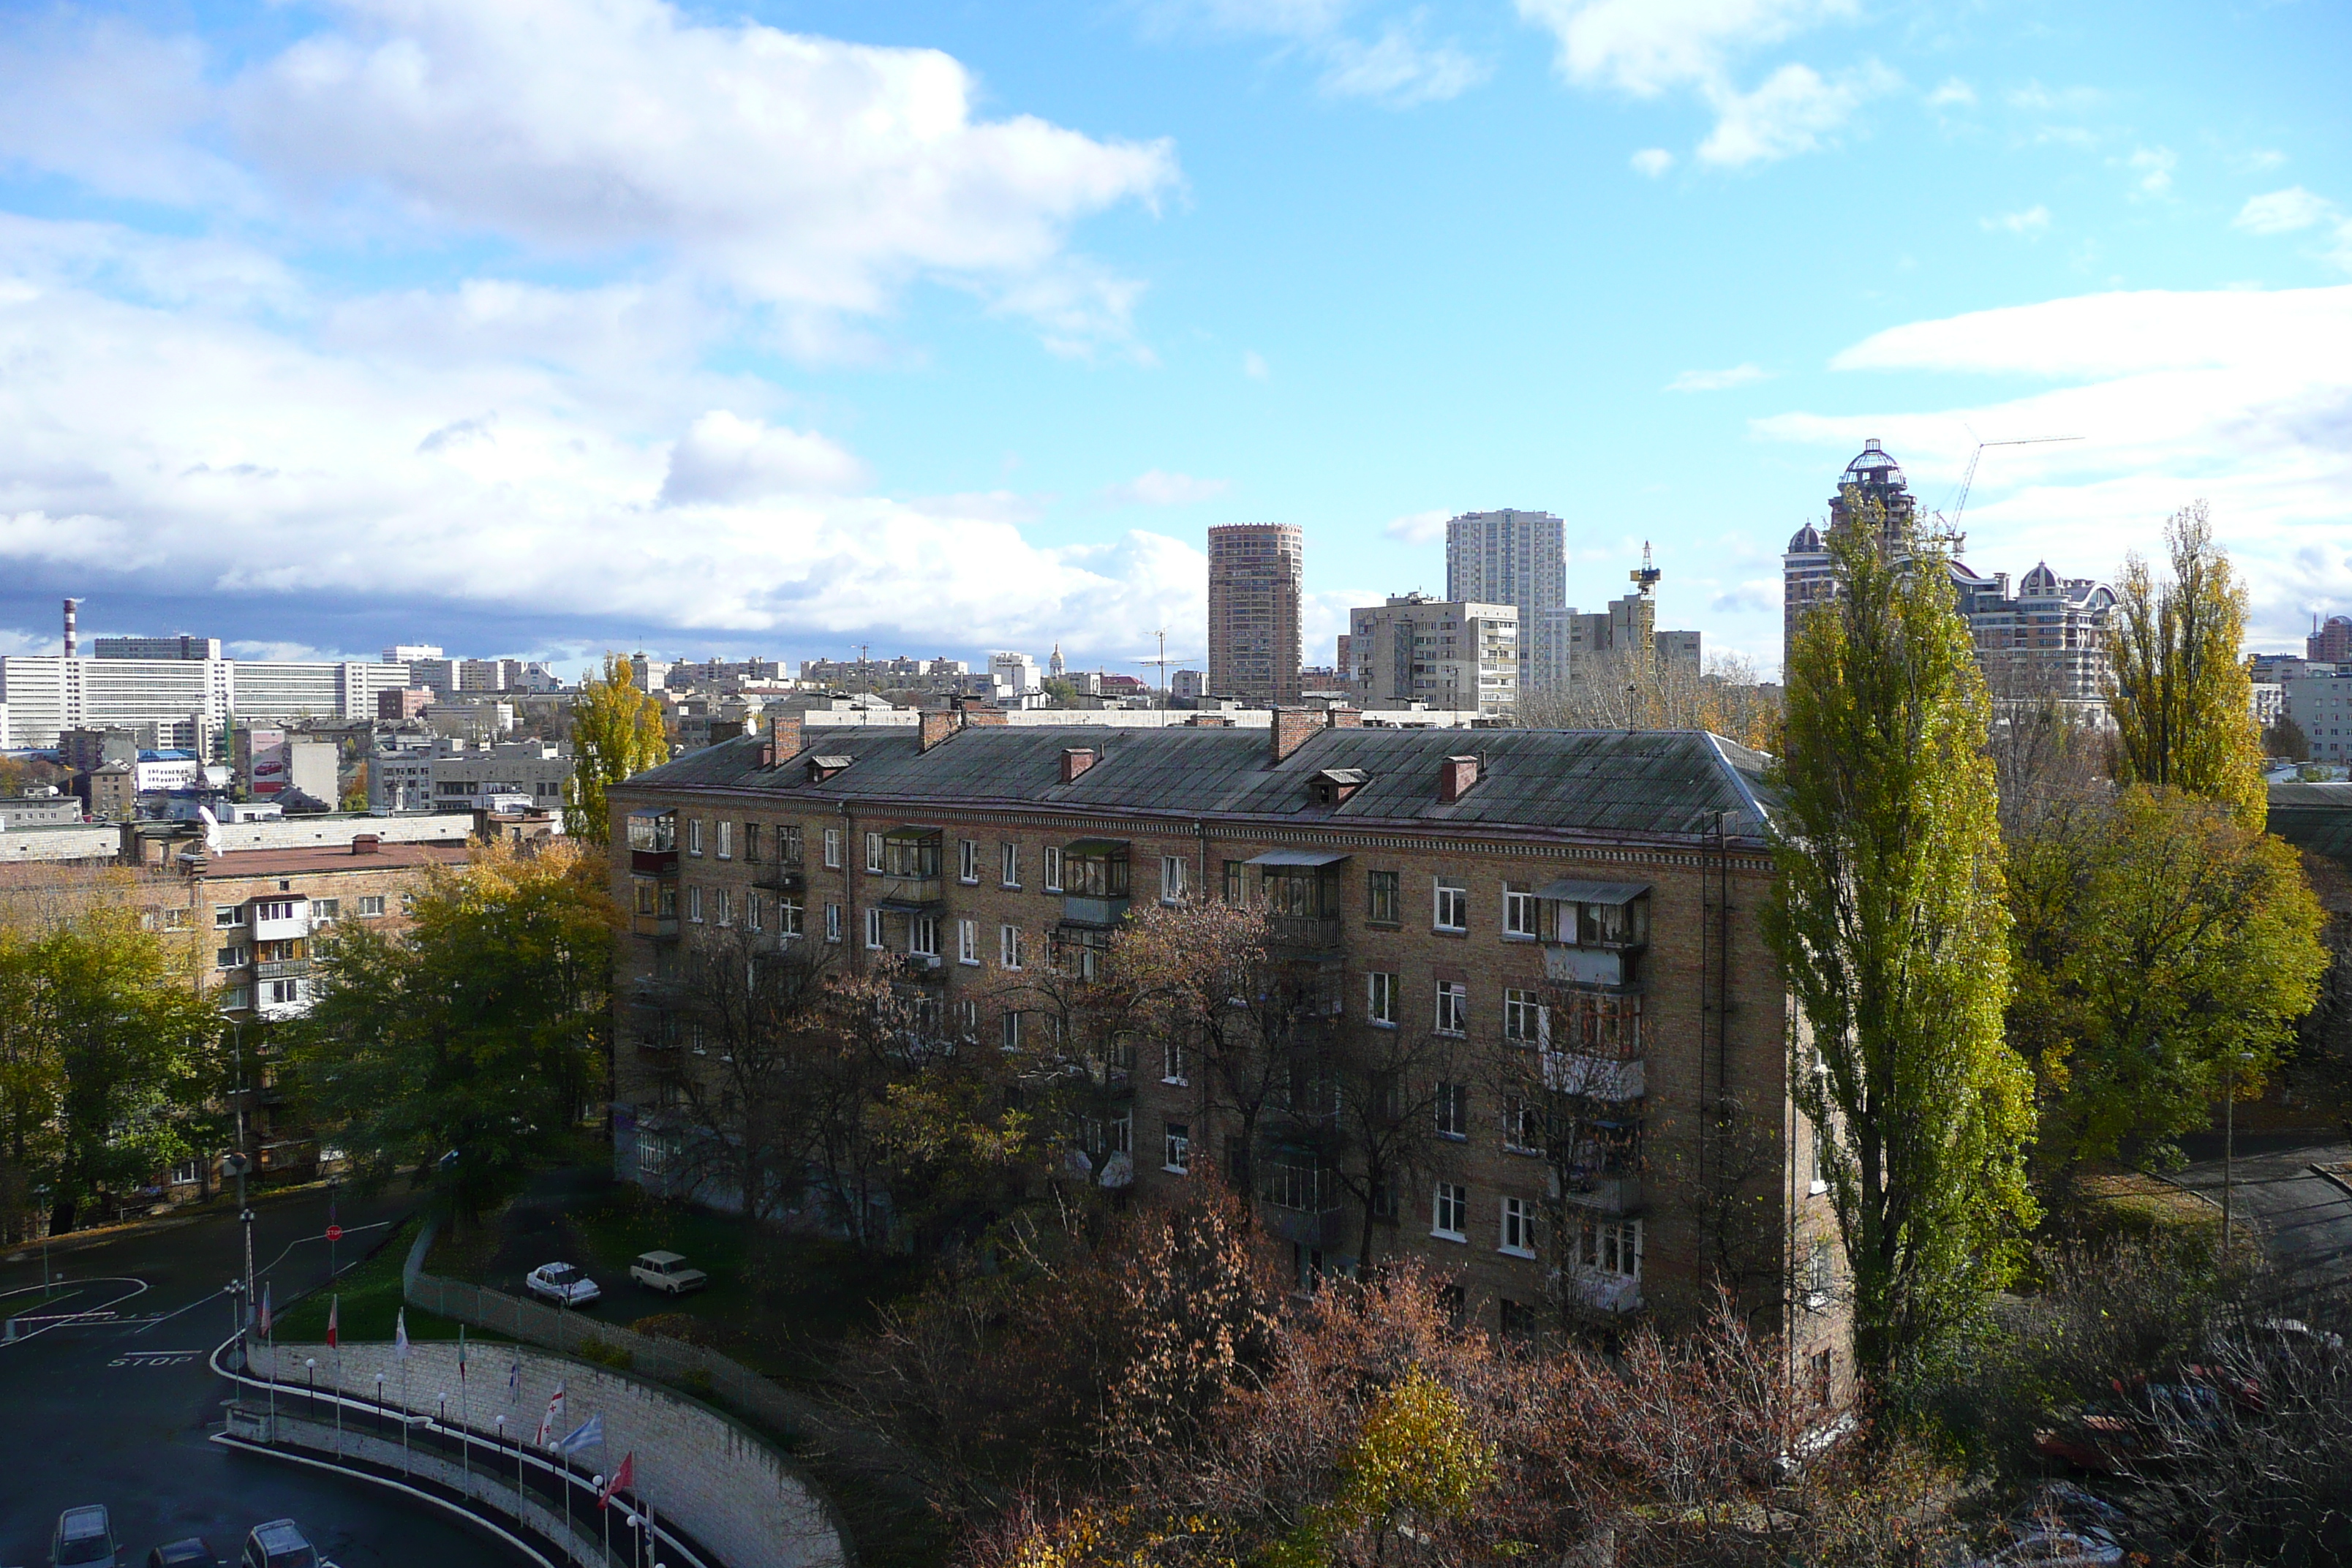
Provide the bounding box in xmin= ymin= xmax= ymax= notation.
xmin=0 ymin=0 xmax=2346 ymax=680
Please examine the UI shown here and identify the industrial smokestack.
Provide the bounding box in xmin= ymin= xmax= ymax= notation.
xmin=62 ymin=598 xmax=79 ymax=659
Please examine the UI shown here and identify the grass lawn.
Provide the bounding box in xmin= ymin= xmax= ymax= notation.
xmin=568 ymin=1190 xmax=923 ymax=1381
xmin=276 ymin=1213 xmax=505 ymax=1343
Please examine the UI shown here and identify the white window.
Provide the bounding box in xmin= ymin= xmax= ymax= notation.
xmin=216 ymin=945 xmax=247 ymax=970
xmin=638 ymin=1135 xmax=672 ymax=1176
xmin=687 ymin=886 xmax=704 ymax=923
xmin=216 ymin=986 xmax=251 ymax=1012
xmin=960 ymin=840 xmax=981 ymax=884
xmin=1503 ymin=885 xmax=1537 ymax=938
xmin=999 ymin=924 xmax=1025 ymax=969
xmin=1163 ymin=1039 xmax=1188 ymax=1085
xmin=1502 ymin=988 xmax=1547 ymax=1043
xmin=1043 ymin=845 xmax=1063 ymax=892
xmin=715 ymin=888 xmax=733 ymax=927
xmin=778 ymin=898 xmax=805 ymax=938
xmin=1160 ymin=856 xmax=1187 ymax=902
xmin=1000 ymin=842 xmax=1021 ymax=887
xmin=358 ymin=895 xmax=385 ymax=917
xmin=1575 ymin=1217 xmax=1643 ymax=1279
xmin=823 ymin=828 xmax=843 ymax=869
xmin=1433 ymin=878 xmax=1467 ymax=932
xmin=747 ymin=894 xmax=765 ymax=932
xmin=865 ymin=832 xmax=884 ymax=873
xmin=689 ymin=818 xmax=704 ymax=856
xmin=865 ymin=907 xmax=884 ymax=949
xmin=267 ymin=979 xmax=302 ymax=1006
xmin=716 ymin=820 xmax=733 ymax=860
xmin=1435 ymin=1081 xmax=1467 ymax=1139
xmin=1432 ymin=1182 xmax=1467 ymax=1241
xmin=825 ymin=903 xmax=843 ymax=943
xmin=957 ymin=919 xmax=979 ymax=965
xmin=310 ymin=900 xmax=338 ymax=924
xmin=955 ymin=999 xmax=979 ymax=1036
xmin=911 ymin=915 xmax=939 ymax=957
xmin=214 ymin=905 xmax=246 ymax=929
xmin=171 ymin=1158 xmax=201 ymax=1186
xmin=1367 ymin=970 xmax=1398 ymax=1026
xmin=1434 ymin=981 xmax=1467 ymax=1036
xmin=1806 ymin=1237 xmax=1834 ymax=1307
xmin=1001 ymin=1010 xmax=1024 ymax=1050
xmin=255 ymin=900 xmax=298 ymax=923
xmin=1500 ymin=1196 xmax=1537 ymax=1258
xmin=1810 ymin=1117 xmax=1832 ymax=1194
xmin=1164 ymin=1121 xmax=1191 ymax=1174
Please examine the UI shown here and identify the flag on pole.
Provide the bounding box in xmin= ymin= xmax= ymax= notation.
xmin=536 ymin=1384 xmax=566 ymax=1448
xmin=555 ymin=1413 xmax=604 ymax=1456
xmin=457 ymin=1325 xmax=467 ymax=1383
xmin=257 ymin=1282 xmax=272 ymax=1337
xmin=325 ymin=1294 xmax=339 ymax=1349
xmin=393 ymin=1308 xmax=410 ymax=1361
xmin=508 ymin=1352 xmax=521 ymax=1399
xmin=598 ymin=1452 xmax=633 ymax=1509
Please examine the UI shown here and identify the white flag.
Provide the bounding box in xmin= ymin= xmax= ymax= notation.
xmin=393 ymin=1308 xmax=410 ymax=1361
xmin=537 ymin=1384 xmax=566 ymax=1448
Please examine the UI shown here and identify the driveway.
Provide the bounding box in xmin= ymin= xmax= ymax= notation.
xmin=2169 ymin=1131 xmax=2352 ymax=1285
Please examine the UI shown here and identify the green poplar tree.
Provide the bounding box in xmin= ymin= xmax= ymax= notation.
xmin=1765 ymin=503 xmax=2037 ymax=1395
xmin=2109 ymin=502 xmax=2266 ymax=827
xmin=564 ymin=652 xmax=670 ymax=845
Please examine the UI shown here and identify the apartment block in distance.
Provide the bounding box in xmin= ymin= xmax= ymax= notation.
xmin=607 ymin=709 xmax=1852 ymax=1406
xmin=1207 ymin=523 xmax=1304 ymax=705
xmin=1447 ymin=510 xmax=1565 ymax=693
xmin=1347 ymin=595 xmax=1520 ymax=717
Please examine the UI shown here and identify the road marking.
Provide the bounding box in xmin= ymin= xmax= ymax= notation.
xmin=110 ymin=1349 xmax=199 ymax=1366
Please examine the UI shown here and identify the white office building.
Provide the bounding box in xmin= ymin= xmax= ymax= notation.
xmin=1346 ymin=595 xmax=1520 ymax=717
xmin=1446 ymin=510 xmax=1567 ymax=693
xmin=0 ymin=656 xmax=412 ymax=750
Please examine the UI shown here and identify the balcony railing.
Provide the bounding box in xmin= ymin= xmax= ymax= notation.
xmin=753 ymin=863 xmax=807 ymax=894
xmin=1060 ymin=894 xmax=1129 ymax=929
xmin=631 ymin=913 xmax=680 ymax=939
xmin=1559 ymin=1172 xmax=1643 ymax=1214
xmin=1263 ymin=1205 xmax=1348 ymax=1248
xmin=254 ymin=959 xmax=312 ymax=981
xmin=874 ymin=875 xmax=942 ymax=907
xmin=1265 ymin=914 xmax=1343 ymax=951
xmin=630 ymin=848 xmax=679 ymax=876
xmin=1541 ymin=1050 xmax=1646 ymax=1101
xmin=1544 ymin=944 xmax=1636 ymax=987
xmin=1561 ymin=1269 xmax=1643 ymax=1314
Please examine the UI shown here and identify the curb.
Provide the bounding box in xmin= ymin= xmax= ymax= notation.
xmin=210 ymin=1430 xmax=557 ymax=1568
xmin=2307 ymin=1164 xmax=2352 ymax=1202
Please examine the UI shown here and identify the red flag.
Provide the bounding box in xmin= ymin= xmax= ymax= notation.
xmin=598 ymin=1452 xmax=633 ymax=1509
xmin=325 ymin=1294 xmax=339 ymax=1349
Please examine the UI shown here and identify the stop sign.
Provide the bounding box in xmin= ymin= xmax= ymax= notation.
xmin=325 ymin=1225 xmax=344 ymax=1243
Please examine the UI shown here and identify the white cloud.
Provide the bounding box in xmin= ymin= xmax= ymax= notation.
xmin=1243 ymin=349 xmax=1271 ymax=380
xmin=2127 ymin=146 xmax=2176 ymax=198
xmin=1699 ymin=60 xmax=1896 ymax=167
xmin=1100 ymin=470 xmax=1232 ymax=506
xmin=1630 ymin=147 xmax=1675 ymax=176
xmin=1318 ymin=22 xmax=1489 ymax=106
xmin=2235 ymin=186 xmax=2333 ymax=235
xmin=1384 ymin=509 xmax=1450 ymax=543
xmin=2007 ymin=80 xmax=2100 ymax=113
xmin=660 ymin=411 xmax=868 ymax=504
xmin=0 ymin=627 xmax=61 ymax=657
xmin=1760 ymin=284 xmax=2352 ymax=649
xmin=1982 ymin=204 xmax=2051 ymax=237
xmin=1666 ymin=363 xmax=1769 ymax=392
xmin=1924 ymin=77 xmax=1975 ymax=110
xmin=0 ymin=218 xmax=1205 ymax=655
xmin=2242 ymin=149 xmax=2287 ymax=173
xmin=1 ymin=0 xmax=1178 ymax=349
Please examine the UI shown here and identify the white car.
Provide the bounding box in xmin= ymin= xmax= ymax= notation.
xmin=239 ymin=1519 xmax=338 ymax=1568
xmin=628 ymin=1250 xmax=709 ymax=1296
xmin=525 ymin=1262 xmax=601 ymax=1307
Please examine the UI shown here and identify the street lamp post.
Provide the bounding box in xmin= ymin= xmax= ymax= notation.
xmin=31 ymin=1183 xmax=51 ymax=1297
xmin=306 ymin=1357 xmax=318 ymax=1421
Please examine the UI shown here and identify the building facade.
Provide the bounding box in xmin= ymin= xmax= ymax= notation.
xmin=1346 ymin=595 xmax=1520 ymax=717
xmin=95 ymin=635 xmax=222 ymax=661
xmin=1447 ymin=510 xmax=1567 ymax=693
xmin=606 ymin=712 xmax=1850 ymax=1400
xmin=0 ymin=655 xmax=412 ymax=750
xmin=1208 ymin=524 xmax=1305 ymax=705
xmin=369 ymin=737 xmax=573 ymax=814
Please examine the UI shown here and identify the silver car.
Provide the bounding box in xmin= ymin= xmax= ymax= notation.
xmin=52 ymin=1506 xmax=119 ymax=1568
xmin=237 ymin=1521 xmax=335 ymax=1568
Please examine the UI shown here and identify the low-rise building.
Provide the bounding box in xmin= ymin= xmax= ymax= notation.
xmin=1346 ymin=595 xmax=1519 ymax=717
xmin=367 ymin=737 xmax=572 ymax=815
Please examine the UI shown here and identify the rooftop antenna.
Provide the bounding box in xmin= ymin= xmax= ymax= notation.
xmin=1930 ymin=431 xmax=2084 ymax=548
xmin=1133 ymin=630 xmax=1200 ymax=728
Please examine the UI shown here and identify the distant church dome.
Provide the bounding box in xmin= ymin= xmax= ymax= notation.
xmin=2021 ymin=561 xmax=2059 ymax=594
xmin=1787 ymin=521 xmax=1824 ymax=554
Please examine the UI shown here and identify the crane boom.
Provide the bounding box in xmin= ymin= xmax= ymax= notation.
xmin=1942 ymin=434 xmax=2084 ymax=535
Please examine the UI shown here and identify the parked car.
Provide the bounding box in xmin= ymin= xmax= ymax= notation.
xmin=52 ymin=1507 xmax=118 ymax=1568
xmin=526 ymin=1262 xmax=600 ymax=1307
xmin=628 ymin=1250 xmax=709 ymax=1296
xmin=237 ymin=1520 xmax=335 ymax=1568
xmin=146 ymin=1542 xmax=219 ymax=1568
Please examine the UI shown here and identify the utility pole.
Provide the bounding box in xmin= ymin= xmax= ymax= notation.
xmin=228 ymin=1024 xmax=255 ymax=1361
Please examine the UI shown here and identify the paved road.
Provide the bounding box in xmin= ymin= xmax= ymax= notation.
xmin=0 ymin=1186 xmax=529 ymax=1568
xmin=2171 ymin=1132 xmax=2352 ymax=1285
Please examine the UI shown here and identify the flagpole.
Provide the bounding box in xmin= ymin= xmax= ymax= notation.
xmin=264 ymin=1286 xmax=276 ymax=1438
xmin=459 ymin=1325 xmax=470 ymax=1488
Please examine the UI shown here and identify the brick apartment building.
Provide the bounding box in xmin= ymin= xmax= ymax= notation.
xmin=608 ymin=707 xmax=1851 ymax=1402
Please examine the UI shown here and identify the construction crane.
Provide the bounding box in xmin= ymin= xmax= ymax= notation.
xmin=1629 ymin=541 xmax=1662 ymax=598
xmin=1932 ymin=433 xmax=2085 ymax=543
xmin=1134 ymin=630 xmax=1201 ymax=725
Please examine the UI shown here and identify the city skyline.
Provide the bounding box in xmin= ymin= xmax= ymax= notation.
xmin=0 ymin=1 xmax=2344 ymax=679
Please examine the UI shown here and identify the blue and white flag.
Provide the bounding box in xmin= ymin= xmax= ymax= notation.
xmin=393 ymin=1308 xmax=410 ymax=1361
xmin=508 ymin=1352 xmax=521 ymax=1398
xmin=555 ymin=1413 xmax=605 ymax=1457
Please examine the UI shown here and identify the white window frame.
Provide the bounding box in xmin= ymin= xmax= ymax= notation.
xmin=1502 ymin=988 xmax=1547 ymax=1043
xmin=267 ymin=978 xmax=302 ymax=1006
xmin=1000 ymin=842 xmax=1021 ymax=888
xmin=1435 ymin=1080 xmax=1467 ymax=1139
xmin=1503 ymin=885 xmax=1537 ymax=939
xmin=747 ymin=893 xmax=764 ymax=932
xmin=864 ymin=832 xmax=885 ymax=874
xmin=1164 ymin=1121 xmax=1192 ymax=1175
xmin=687 ymin=886 xmax=705 ymax=924
xmin=823 ymin=827 xmax=843 ymax=869
xmin=1367 ymin=970 xmax=1398 ymax=1027
xmin=215 ymin=905 xmax=246 ymax=929
xmin=1043 ymin=845 xmax=1063 ymax=892
xmin=309 ymin=900 xmax=336 ymax=924
xmin=1499 ymin=1196 xmax=1537 ymax=1259
xmin=1576 ymin=1216 xmax=1643 ymax=1280
xmin=716 ymin=820 xmax=733 ymax=860
xmin=865 ymin=907 xmax=884 ymax=949
xmin=911 ymin=914 xmax=939 ymax=957
xmin=1502 ymin=1096 xmax=1544 ymax=1155
xmin=1432 ymin=1182 xmax=1467 ymax=1242
xmin=960 ymin=840 xmax=981 ymax=884
xmin=1433 ymin=878 xmax=1467 ymax=932
xmin=825 ymin=903 xmax=843 ymax=943
xmin=999 ymin=924 xmax=1025 ymax=970
xmin=357 ymin=895 xmax=385 ymax=917
xmin=779 ymin=897 xmax=805 ymax=938
xmin=216 ymin=945 xmax=248 ymax=970
xmin=1163 ymin=1039 xmax=1188 ymax=1086
xmin=957 ymin=919 xmax=979 ymax=965
xmin=1161 ymin=855 xmax=1187 ymax=902
xmin=1434 ymin=981 xmax=1468 ymax=1036
xmin=1001 ymin=1010 xmax=1024 ymax=1050
xmin=689 ymin=818 xmax=704 ymax=856
xmin=715 ymin=887 xmax=733 ymax=927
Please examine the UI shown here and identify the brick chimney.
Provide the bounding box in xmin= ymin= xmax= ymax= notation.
xmin=1436 ymin=755 xmax=1482 ymax=804
xmin=1060 ymin=746 xmax=1098 ymax=783
xmin=960 ymin=704 xmax=1009 ymax=728
xmin=352 ymin=832 xmax=382 ymax=855
xmin=1269 ymin=706 xmax=1320 ymax=765
xmin=1186 ymin=714 xmax=1232 ymax=728
xmin=759 ymin=712 xmax=804 ymax=768
xmin=920 ymin=708 xmax=962 ymax=753
xmin=1325 ymin=706 xmax=1363 ymax=729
